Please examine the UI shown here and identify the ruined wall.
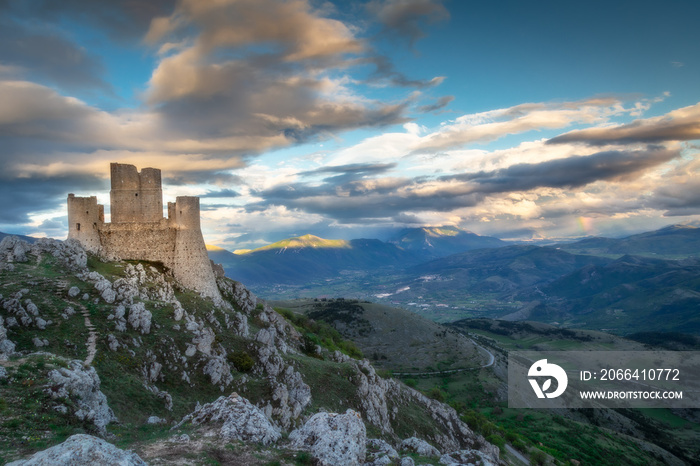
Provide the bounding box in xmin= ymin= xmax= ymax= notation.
xmin=110 ymin=163 xmax=163 ymax=224
xmin=67 ymin=194 xmax=104 ymax=253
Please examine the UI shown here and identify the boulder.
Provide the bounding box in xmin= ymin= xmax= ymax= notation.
xmin=127 ymin=302 xmax=152 ymax=334
xmin=400 ymin=437 xmax=441 ymax=457
xmin=46 ymin=360 xmax=116 ymax=432
xmin=6 ymin=434 xmax=146 ymax=465
xmin=289 ymin=409 xmax=366 ymax=466
xmin=174 ymin=393 xmax=281 ymax=445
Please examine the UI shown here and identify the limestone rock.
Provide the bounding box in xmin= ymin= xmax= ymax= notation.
xmin=32 ymin=337 xmax=49 ymax=347
xmin=68 ymin=287 xmax=80 ymax=298
xmin=127 ymin=302 xmax=152 ymax=334
xmin=174 ymin=393 xmax=281 ymax=445
xmin=400 ymin=437 xmax=441 ymax=457
xmin=289 ymin=409 xmax=366 ymax=466
xmin=366 ymin=438 xmax=400 ymax=465
xmin=203 ymin=356 xmax=233 ymax=387
xmin=31 ymin=238 xmax=87 ymax=270
xmin=6 ymin=434 xmax=146 ymax=466
xmin=147 ymin=416 xmax=166 ymax=425
xmin=217 ymin=278 xmax=257 ymax=314
xmin=46 ymin=360 xmax=116 ymax=432
xmin=0 ymin=316 xmax=16 ymax=358
xmin=0 ymin=236 xmax=31 ymax=262
xmin=400 ymin=457 xmax=415 ymax=466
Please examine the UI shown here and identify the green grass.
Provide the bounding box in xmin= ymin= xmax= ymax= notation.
xmin=0 ymin=354 xmax=94 ymax=463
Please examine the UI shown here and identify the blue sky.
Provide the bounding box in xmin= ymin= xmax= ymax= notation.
xmin=1 ymin=0 xmax=699 ymax=250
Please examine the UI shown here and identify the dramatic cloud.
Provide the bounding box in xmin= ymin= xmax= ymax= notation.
xmin=548 ymin=102 xmax=700 ymax=146
xmin=143 ymin=0 xmax=416 ymax=155
xmin=250 ymin=147 xmax=680 ymax=225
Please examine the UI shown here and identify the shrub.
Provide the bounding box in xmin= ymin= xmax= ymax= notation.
xmin=529 ymin=449 xmax=547 ymax=465
xmin=228 ymin=351 xmax=255 ymax=372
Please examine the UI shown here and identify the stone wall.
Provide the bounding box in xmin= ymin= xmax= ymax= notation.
xmin=97 ymin=222 xmax=177 ymax=266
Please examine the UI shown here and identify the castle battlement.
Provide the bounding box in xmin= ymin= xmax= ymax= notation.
xmin=67 ymin=163 xmax=221 ymax=300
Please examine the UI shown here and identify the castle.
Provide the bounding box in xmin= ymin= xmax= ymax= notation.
xmin=67 ymin=163 xmax=221 ymax=300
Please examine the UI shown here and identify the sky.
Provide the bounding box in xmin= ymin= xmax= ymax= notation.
xmin=1 ymin=0 xmax=700 ymax=250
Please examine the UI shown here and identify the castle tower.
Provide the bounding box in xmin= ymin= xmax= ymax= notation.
xmin=172 ymin=197 xmax=221 ymax=299
xmin=67 ymin=194 xmax=104 ymax=253
xmin=110 ymin=163 xmax=163 ymax=223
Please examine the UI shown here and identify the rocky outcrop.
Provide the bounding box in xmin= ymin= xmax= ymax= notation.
xmin=400 ymin=437 xmax=441 ymax=457
xmin=6 ymin=434 xmax=146 ymax=465
xmin=46 ymin=360 xmax=116 ymax=432
xmin=174 ymin=393 xmax=281 ymax=445
xmin=127 ymin=302 xmax=152 ymax=335
xmin=0 ymin=236 xmax=31 ymax=263
xmin=289 ymin=409 xmax=366 ymax=466
xmin=33 ymin=238 xmax=88 ymax=271
xmin=366 ymin=438 xmax=400 ymax=465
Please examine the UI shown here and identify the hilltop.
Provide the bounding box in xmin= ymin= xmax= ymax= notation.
xmin=389 ymin=226 xmax=506 ymax=259
xmin=0 ymin=235 xmax=500 ymax=465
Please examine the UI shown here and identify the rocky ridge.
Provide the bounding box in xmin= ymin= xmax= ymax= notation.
xmin=0 ymin=235 xmax=501 ymax=465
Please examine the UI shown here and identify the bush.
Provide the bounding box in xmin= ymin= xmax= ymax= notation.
xmin=487 ymin=434 xmax=505 ymax=452
xmin=228 ymin=351 xmax=255 ymax=372
xmin=428 ymin=387 xmax=445 ymax=402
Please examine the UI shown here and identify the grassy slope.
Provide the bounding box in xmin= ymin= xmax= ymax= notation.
xmin=272 ymin=299 xmax=482 ymax=373
xmin=0 ymin=250 xmax=481 ymax=464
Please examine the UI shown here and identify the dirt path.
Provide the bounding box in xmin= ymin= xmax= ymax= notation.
xmin=74 ymin=302 xmax=98 ymax=366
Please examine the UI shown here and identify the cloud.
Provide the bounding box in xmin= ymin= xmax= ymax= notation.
xmin=548 ymin=102 xmax=700 ymax=146
xmin=248 ymin=146 xmax=680 ymax=226
xmin=417 ymin=95 xmax=454 ymax=113
xmin=445 ymin=147 xmax=680 ymax=193
xmin=199 ymin=188 xmax=240 ymax=198
xmin=410 ymin=97 xmax=640 ymax=154
xmin=1 ymin=0 xmax=176 ymax=42
xmin=368 ymin=0 xmax=449 ymax=47
xmin=143 ymin=0 xmax=414 ymax=156
xmin=0 ymin=19 xmax=111 ymax=93
xmin=0 ymin=174 xmax=106 ymax=225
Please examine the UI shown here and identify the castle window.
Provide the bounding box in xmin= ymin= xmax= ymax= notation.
xmin=93 ymin=223 xmax=97 ymax=229
xmin=86 ymin=210 xmax=89 ymax=214
xmin=76 ymin=223 xmax=81 ymax=231
xmin=135 ymin=193 xmax=138 ymax=197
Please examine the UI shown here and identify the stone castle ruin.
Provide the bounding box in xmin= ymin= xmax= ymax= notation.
xmin=67 ymin=163 xmax=221 ymax=300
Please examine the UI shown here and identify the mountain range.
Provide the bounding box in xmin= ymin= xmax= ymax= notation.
xmin=207 ymin=224 xmax=700 ymax=335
